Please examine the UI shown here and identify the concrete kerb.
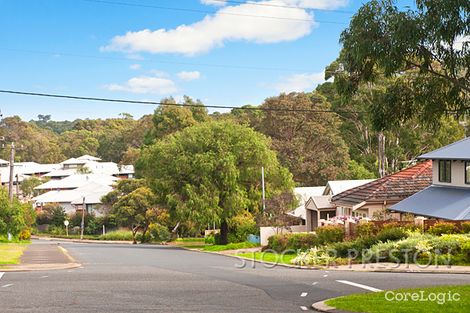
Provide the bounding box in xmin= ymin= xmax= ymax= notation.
xmin=35 ymin=236 xmax=134 ymax=245
xmin=312 ymin=299 xmax=351 ymax=313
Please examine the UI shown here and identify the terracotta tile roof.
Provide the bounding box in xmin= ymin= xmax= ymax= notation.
xmin=331 ymin=161 xmax=432 ymax=208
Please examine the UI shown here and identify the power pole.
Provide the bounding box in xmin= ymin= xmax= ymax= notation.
xmin=8 ymin=142 xmax=15 ymax=202
xmin=80 ymin=196 xmax=86 ymax=240
xmin=261 ymin=166 xmax=266 ymax=212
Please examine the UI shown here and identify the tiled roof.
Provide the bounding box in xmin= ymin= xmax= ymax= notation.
xmin=331 ymin=161 xmax=432 ymax=208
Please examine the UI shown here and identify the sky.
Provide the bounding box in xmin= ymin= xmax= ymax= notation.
xmin=0 ymin=0 xmax=412 ymax=121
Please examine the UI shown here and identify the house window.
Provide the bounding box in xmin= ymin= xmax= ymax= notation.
xmin=465 ymin=161 xmax=470 ymax=184
xmin=438 ymin=160 xmax=451 ymax=183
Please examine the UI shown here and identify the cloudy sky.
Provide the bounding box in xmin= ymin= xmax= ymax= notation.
xmin=0 ymin=0 xmax=413 ymax=120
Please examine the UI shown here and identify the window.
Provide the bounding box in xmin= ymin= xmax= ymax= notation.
xmin=465 ymin=161 xmax=470 ymax=184
xmin=438 ymin=160 xmax=451 ymax=183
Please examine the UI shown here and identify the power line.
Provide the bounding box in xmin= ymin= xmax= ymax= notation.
xmin=0 ymin=47 xmax=317 ymax=72
xmin=195 ymin=0 xmax=354 ymax=14
xmin=81 ymin=0 xmax=348 ymax=24
xmin=0 ymin=89 xmax=367 ymax=114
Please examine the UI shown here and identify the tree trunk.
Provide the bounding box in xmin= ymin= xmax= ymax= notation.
xmin=219 ymin=219 xmax=229 ymax=245
xmin=378 ymin=131 xmax=386 ymax=178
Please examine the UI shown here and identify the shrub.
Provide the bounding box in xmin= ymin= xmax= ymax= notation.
xmin=229 ymin=211 xmax=258 ymax=243
xmin=99 ymin=230 xmax=134 ymax=241
xmin=266 ymin=233 xmax=317 ymax=252
xmin=461 ymin=222 xmax=470 ymax=234
xmin=462 ymin=241 xmax=470 ymax=262
xmin=427 ymin=222 xmax=460 ymax=235
xmin=149 ymin=223 xmax=171 ymax=242
xmin=18 ymin=228 xmax=31 ymax=241
xmin=355 ymin=222 xmax=377 ymax=237
xmin=292 ymin=247 xmax=336 ymax=266
xmin=328 ymin=236 xmax=378 ymax=258
xmin=316 ymin=226 xmax=345 ymax=245
xmin=205 ymin=235 xmax=215 ymax=245
xmin=376 ymin=227 xmax=407 ymax=242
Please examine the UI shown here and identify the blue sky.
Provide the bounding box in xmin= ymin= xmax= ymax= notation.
xmin=0 ymin=0 xmax=411 ymax=121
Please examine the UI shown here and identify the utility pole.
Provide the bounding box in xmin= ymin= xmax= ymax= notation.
xmin=8 ymin=142 xmax=15 ymax=202
xmin=261 ymin=166 xmax=266 ymax=212
xmin=80 ymin=196 xmax=86 ymax=240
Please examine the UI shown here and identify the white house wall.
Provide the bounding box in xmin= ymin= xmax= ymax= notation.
xmin=432 ymin=160 xmax=470 ymax=188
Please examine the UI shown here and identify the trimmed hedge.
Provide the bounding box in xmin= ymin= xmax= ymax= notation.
xmin=316 ymin=226 xmax=345 ymax=245
xmin=427 ymin=222 xmax=460 ymax=236
xmin=266 ymin=233 xmax=317 ymax=252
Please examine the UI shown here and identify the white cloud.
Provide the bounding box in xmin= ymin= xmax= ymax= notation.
xmin=273 ymin=72 xmax=325 ymax=92
xmin=103 ymin=1 xmax=319 ymax=56
xmin=177 ymin=71 xmax=201 ymax=81
xmin=129 ymin=64 xmax=141 ymax=70
xmin=200 ymin=0 xmax=226 ymax=6
xmin=105 ymin=75 xmax=177 ymax=94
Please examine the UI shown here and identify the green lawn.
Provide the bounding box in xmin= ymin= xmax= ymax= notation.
xmin=326 ymin=285 xmax=470 ymax=313
xmin=234 ymin=252 xmax=297 ymax=265
xmin=202 ymin=241 xmax=259 ymax=252
xmin=0 ymin=243 xmax=29 ymax=265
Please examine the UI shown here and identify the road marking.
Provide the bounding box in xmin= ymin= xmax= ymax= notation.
xmin=40 ymin=275 xmax=48 ymax=279
xmin=312 ymin=281 xmax=318 ymax=286
xmin=300 ymin=306 xmax=308 ymax=311
xmin=323 ymin=274 xmax=328 ymax=277
xmin=336 ymin=280 xmax=383 ymax=292
xmin=300 ymin=292 xmax=308 ymax=297
xmin=1 ymin=284 xmax=13 ymax=288
xmin=0 ymin=272 xmax=4 ymax=281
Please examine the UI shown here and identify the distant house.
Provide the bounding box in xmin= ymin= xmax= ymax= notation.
xmin=332 ymin=161 xmax=432 ymax=220
xmin=304 ymin=179 xmax=374 ymax=231
xmin=288 ymin=187 xmax=326 ymax=221
xmin=33 ymin=182 xmax=113 ymax=214
xmin=392 ymin=137 xmax=470 ymax=220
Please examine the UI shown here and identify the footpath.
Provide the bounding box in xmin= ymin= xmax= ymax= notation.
xmin=1 ymin=240 xmax=80 ymax=272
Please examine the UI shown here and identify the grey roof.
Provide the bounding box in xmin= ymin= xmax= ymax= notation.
xmin=311 ymin=195 xmax=335 ymax=209
xmin=391 ymin=185 xmax=470 ymax=220
xmin=419 ymin=136 xmax=470 ymax=160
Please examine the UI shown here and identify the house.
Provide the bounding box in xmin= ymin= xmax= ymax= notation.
xmin=304 ymin=179 xmax=374 ymax=231
xmin=332 ymin=161 xmax=432 ymax=219
xmin=34 ymin=174 xmax=117 ymax=191
xmin=287 ymin=186 xmax=326 ymax=221
xmin=392 ymin=137 xmax=470 ymax=220
xmin=33 ymin=182 xmax=113 ymax=214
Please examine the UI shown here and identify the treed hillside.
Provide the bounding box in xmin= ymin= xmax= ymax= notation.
xmin=1 ymin=84 xmax=465 ymax=186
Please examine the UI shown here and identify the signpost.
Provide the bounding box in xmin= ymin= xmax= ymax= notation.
xmin=64 ymin=220 xmax=69 ymax=237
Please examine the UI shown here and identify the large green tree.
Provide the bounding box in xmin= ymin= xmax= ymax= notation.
xmin=138 ymin=120 xmax=295 ymax=244
xmin=339 ymin=0 xmax=469 ymax=129
xmin=256 ymin=92 xmax=351 ymax=185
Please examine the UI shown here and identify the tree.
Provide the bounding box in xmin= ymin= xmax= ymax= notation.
xmin=145 ymin=96 xmax=208 ymax=143
xmin=111 ymin=187 xmax=157 ymax=244
xmin=257 ymin=92 xmax=350 ymax=185
xmin=0 ymin=188 xmax=33 ymax=237
xmin=20 ymin=177 xmax=43 ymax=198
xmin=138 ymin=120 xmax=295 ymax=244
xmin=60 ymin=129 xmax=99 ymax=158
xmin=339 ymin=0 xmax=469 ymax=129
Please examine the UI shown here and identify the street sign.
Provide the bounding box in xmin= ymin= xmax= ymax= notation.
xmin=64 ymin=220 xmax=69 ymax=226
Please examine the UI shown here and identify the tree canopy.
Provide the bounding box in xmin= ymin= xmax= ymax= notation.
xmin=138 ymin=120 xmax=295 ymax=244
xmin=338 ymin=0 xmax=469 ymax=129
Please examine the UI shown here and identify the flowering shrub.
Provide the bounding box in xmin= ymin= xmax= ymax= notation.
xmin=291 ymin=247 xmax=336 ymax=266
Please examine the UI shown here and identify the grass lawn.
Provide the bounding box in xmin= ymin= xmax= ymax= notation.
xmin=326 ymin=285 xmax=470 ymax=313
xmin=0 ymin=243 xmax=29 ymax=265
xmin=203 ymin=241 xmax=259 ymax=252
xmin=234 ymin=252 xmax=296 ymax=265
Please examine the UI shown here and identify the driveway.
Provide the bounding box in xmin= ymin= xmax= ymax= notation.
xmin=1 ymin=241 xmax=470 ymax=312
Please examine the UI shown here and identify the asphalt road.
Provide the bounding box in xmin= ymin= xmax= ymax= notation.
xmin=1 ymin=241 xmax=470 ymax=312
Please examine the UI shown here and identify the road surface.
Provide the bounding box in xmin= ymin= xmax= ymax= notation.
xmin=1 ymin=241 xmax=470 ymax=312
